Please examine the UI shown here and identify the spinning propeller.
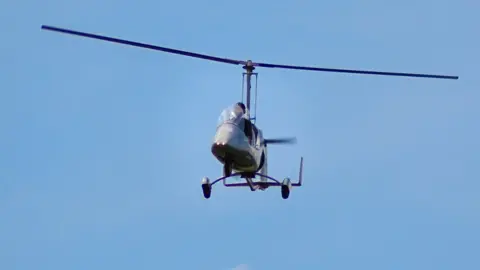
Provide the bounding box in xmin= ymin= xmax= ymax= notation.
xmin=264 ymin=138 xmax=297 ymax=145
xmin=41 ymin=25 xmax=459 ymax=80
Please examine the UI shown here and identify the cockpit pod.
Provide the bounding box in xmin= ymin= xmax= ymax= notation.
xmin=212 ymin=103 xmax=255 ymax=170
xmin=217 ymin=103 xmax=250 ymax=128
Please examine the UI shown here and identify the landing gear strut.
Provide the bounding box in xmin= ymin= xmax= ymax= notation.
xmin=223 ymin=162 xmax=232 ymax=177
xmin=202 ymin=157 xmax=303 ymax=200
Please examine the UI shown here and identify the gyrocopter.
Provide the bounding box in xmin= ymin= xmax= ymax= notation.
xmin=40 ymin=25 xmax=459 ymax=199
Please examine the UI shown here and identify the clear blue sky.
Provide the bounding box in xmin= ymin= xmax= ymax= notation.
xmin=1 ymin=0 xmax=478 ymax=269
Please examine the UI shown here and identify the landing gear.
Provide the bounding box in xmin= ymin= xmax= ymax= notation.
xmin=281 ymin=178 xmax=292 ymax=199
xmin=201 ymin=173 xmax=302 ymax=200
xmin=201 ymin=177 xmax=212 ymax=199
xmin=201 ymin=157 xmax=303 ymax=200
xmin=223 ymin=162 xmax=232 ymax=177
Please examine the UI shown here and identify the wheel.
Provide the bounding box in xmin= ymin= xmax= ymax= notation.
xmin=281 ymin=185 xmax=290 ymax=199
xmin=281 ymin=178 xmax=292 ymax=199
xmin=202 ymin=183 xmax=211 ymax=199
xmin=201 ymin=177 xmax=212 ymax=199
xmin=223 ymin=162 xmax=232 ymax=177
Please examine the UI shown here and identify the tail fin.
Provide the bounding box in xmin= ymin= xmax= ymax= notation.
xmin=292 ymin=157 xmax=303 ymax=186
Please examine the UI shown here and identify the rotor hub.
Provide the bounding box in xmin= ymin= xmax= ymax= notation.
xmin=243 ymin=60 xmax=255 ymax=72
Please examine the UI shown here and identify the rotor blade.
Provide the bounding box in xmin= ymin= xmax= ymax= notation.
xmin=254 ymin=62 xmax=458 ymax=80
xmin=41 ymin=25 xmax=244 ymax=65
xmin=264 ymin=138 xmax=297 ymax=145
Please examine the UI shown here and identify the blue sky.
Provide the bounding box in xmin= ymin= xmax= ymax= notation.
xmin=1 ymin=0 xmax=478 ymax=269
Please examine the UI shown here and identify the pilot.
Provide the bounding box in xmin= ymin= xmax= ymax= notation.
xmin=235 ymin=102 xmax=253 ymax=144
xmin=235 ymin=102 xmax=246 ymax=115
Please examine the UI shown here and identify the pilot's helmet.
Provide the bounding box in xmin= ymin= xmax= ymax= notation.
xmin=235 ymin=102 xmax=246 ymax=113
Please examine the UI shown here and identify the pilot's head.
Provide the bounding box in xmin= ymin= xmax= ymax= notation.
xmin=236 ymin=102 xmax=246 ymax=113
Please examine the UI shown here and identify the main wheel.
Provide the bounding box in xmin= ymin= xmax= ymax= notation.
xmin=281 ymin=178 xmax=292 ymax=199
xmin=202 ymin=183 xmax=211 ymax=199
xmin=201 ymin=177 xmax=212 ymax=199
xmin=281 ymin=185 xmax=290 ymax=199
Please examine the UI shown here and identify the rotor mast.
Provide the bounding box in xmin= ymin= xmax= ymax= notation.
xmin=243 ymin=60 xmax=255 ymax=120
xmin=243 ymin=60 xmax=257 ymax=119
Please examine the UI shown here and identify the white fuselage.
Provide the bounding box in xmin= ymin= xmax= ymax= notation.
xmin=211 ymin=122 xmax=264 ymax=173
